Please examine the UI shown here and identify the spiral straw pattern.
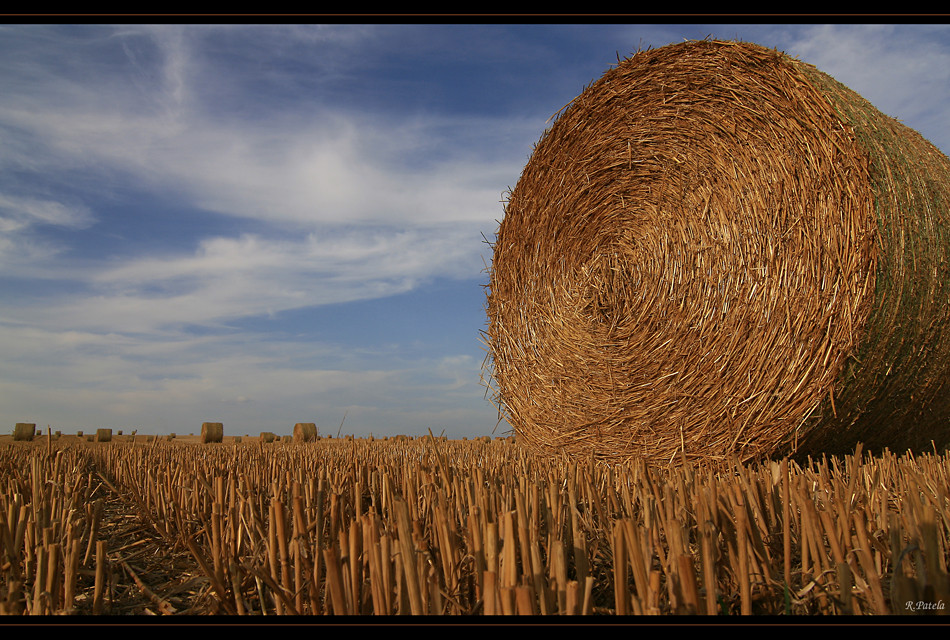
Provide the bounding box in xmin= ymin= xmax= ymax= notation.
xmin=485 ymin=40 xmax=950 ymax=465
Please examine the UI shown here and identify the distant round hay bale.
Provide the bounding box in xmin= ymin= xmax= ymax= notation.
xmin=95 ymin=428 xmax=112 ymax=443
xmin=201 ymin=422 xmax=224 ymax=444
xmin=293 ymin=423 xmax=318 ymax=442
xmin=486 ymin=39 xmax=950 ymax=466
xmin=260 ymin=431 xmax=276 ymax=443
xmin=13 ymin=423 xmax=35 ymax=441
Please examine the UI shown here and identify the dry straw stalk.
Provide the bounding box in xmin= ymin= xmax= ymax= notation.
xmin=485 ymin=39 xmax=950 ymax=466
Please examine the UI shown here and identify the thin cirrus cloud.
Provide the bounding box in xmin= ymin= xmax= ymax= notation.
xmin=0 ymin=193 xmax=95 ymax=265
xmin=42 ymin=227 xmax=485 ymax=334
xmin=0 ymin=25 xmax=522 ymax=334
xmin=0 ymin=24 xmax=525 ymax=436
xmin=4 ymin=99 xmax=514 ymax=229
xmin=0 ymin=23 xmax=526 ymax=228
xmin=0 ymin=194 xmax=95 ymax=232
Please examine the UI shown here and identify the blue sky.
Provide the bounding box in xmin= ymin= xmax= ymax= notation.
xmin=2 ymin=22 xmax=949 ymax=438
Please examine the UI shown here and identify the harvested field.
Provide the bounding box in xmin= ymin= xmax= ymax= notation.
xmin=1 ymin=436 xmax=948 ymax=616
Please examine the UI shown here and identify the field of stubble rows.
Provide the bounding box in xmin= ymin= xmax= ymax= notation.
xmin=1 ymin=432 xmax=948 ymax=617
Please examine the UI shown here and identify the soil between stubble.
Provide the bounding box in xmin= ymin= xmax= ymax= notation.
xmin=69 ymin=467 xmax=217 ymax=616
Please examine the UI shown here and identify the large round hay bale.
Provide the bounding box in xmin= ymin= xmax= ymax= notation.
xmin=486 ymin=39 xmax=950 ymax=466
xmin=293 ymin=422 xmax=318 ymax=442
xmin=95 ymin=428 xmax=112 ymax=443
xmin=260 ymin=431 xmax=276 ymax=443
xmin=201 ymin=422 xmax=224 ymax=443
xmin=13 ymin=423 xmax=36 ymax=441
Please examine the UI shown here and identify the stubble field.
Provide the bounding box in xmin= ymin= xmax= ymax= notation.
xmin=1 ymin=432 xmax=948 ymax=617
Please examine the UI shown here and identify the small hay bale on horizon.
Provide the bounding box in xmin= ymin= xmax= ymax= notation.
xmin=201 ymin=422 xmax=224 ymax=444
xmin=96 ymin=428 xmax=112 ymax=443
xmin=485 ymin=39 xmax=950 ymax=466
xmin=293 ymin=422 xmax=318 ymax=442
xmin=260 ymin=431 xmax=276 ymax=443
xmin=13 ymin=423 xmax=35 ymax=442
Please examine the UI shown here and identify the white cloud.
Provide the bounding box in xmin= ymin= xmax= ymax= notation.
xmin=2 ymin=100 xmax=520 ymax=228
xmin=0 ymin=194 xmax=95 ymax=230
xmin=0 ymin=24 xmax=530 ymax=231
xmin=0 ymin=318 xmax=493 ymax=436
xmin=0 ymin=24 xmax=519 ymax=336
xmin=0 ymin=193 xmax=96 ymax=265
xmin=3 ymin=224 xmax=482 ymax=334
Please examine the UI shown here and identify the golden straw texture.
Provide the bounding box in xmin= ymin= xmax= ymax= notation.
xmin=485 ymin=40 xmax=950 ymax=466
xmin=293 ymin=423 xmax=318 ymax=442
xmin=13 ymin=423 xmax=36 ymax=442
xmin=201 ymin=422 xmax=224 ymax=444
